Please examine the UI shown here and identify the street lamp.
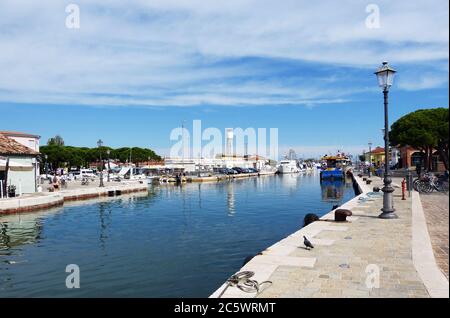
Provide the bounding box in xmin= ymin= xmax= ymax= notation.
xmin=44 ymin=154 xmax=48 ymax=179
xmin=375 ymin=61 xmax=397 ymax=219
xmin=368 ymin=141 xmax=372 ymax=178
xmin=97 ymin=139 xmax=104 ymax=187
xmin=106 ymin=149 xmax=111 ymax=183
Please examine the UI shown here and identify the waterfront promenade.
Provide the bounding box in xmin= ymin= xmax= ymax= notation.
xmin=0 ymin=180 xmax=148 ymax=214
xmin=211 ymin=175 xmax=449 ymax=298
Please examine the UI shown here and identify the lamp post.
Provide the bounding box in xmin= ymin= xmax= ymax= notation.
xmin=368 ymin=141 xmax=372 ymax=178
xmin=44 ymin=154 xmax=48 ymax=179
xmin=375 ymin=61 xmax=397 ymax=219
xmin=97 ymin=139 xmax=104 ymax=187
xmin=106 ymin=149 xmax=111 ymax=183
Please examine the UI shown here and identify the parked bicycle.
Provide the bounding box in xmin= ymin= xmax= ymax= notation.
xmin=414 ymin=172 xmax=449 ymax=193
xmin=81 ymin=177 xmax=90 ymax=186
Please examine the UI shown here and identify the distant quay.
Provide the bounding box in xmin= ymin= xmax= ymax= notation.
xmin=152 ymin=170 xmax=277 ymax=184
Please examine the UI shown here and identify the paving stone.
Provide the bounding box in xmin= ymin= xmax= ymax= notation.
xmin=255 ymin=177 xmax=430 ymax=298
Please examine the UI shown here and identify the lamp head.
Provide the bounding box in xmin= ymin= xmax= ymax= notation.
xmin=375 ymin=61 xmax=396 ymax=91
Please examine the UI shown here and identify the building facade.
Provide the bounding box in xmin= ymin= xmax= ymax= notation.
xmin=164 ymin=155 xmax=270 ymax=173
xmin=0 ymin=131 xmax=40 ymax=152
xmin=0 ymin=134 xmax=40 ymax=196
xmin=398 ymin=146 xmax=446 ymax=172
xmin=364 ymin=146 xmax=400 ymax=167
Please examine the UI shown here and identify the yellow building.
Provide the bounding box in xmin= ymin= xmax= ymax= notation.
xmin=365 ymin=147 xmax=385 ymax=167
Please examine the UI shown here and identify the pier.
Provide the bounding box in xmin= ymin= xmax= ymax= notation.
xmin=210 ymin=174 xmax=449 ymax=298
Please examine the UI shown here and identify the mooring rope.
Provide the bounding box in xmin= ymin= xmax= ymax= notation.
xmin=217 ymin=271 xmax=272 ymax=298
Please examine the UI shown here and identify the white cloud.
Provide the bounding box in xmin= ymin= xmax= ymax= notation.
xmin=397 ymin=73 xmax=449 ymax=91
xmin=0 ymin=0 xmax=448 ymax=107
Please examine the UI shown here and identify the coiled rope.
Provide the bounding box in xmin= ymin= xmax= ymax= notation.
xmin=217 ymin=271 xmax=272 ymax=298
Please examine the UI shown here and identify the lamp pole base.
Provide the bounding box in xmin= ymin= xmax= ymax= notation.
xmin=379 ymin=209 xmax=398 ymax=219
xmin=378 ymin=176 xmax=398 ymax=219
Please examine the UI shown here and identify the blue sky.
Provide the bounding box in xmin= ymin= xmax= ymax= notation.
xmin=0 ymin=0 xmax=448 ymax=158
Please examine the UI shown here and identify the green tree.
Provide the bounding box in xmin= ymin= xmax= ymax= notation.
xmin=47 ymin=135 xmax=65 ymax=146
xmin=40 ymin=144 xmax=161 ymax=171
xmin=390 ymin=108 xmax=449 ymax=171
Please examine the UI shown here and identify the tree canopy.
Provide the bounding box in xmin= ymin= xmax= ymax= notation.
xmin=390 ymin=107 xmax=448 ymax=170
xmin=47 ymin=135 xmax=65 ymax=146
xmin=40 ymin=142 xmax=162 ymax=171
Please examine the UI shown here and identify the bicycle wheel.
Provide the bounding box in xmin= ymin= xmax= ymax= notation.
xmin=413 ymin=178 xmax=421 ymax=191
xmin=418 ymin=181 xmax=433 ymax=193
xmin=435 ymin=180 xmax=449 ymax=193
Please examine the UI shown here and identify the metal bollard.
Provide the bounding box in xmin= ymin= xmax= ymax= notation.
xmin=406 ymin=170 xmax=413 ymax=197
xmin=401 ymin=178 xmax=406 ymax=200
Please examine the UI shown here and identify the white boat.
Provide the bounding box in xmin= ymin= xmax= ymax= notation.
xmin=112 ymin=166 xmax=146 ymax=181
xmin=278 ymin=160 xmax=300 ymax=174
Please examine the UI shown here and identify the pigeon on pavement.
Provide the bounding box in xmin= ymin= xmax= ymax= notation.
xmin=303 ymin=236 xmax=314 ymax=250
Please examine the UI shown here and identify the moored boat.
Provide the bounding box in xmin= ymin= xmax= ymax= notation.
xmin=319 ymin=153 xmax=351 ymax=180
xmin=278 ymin=160 xmax=301 ymax=174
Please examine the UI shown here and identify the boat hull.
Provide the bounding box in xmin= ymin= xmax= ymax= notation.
xmin=320 ymin=169 xmax=344 ymax=179
xmin=278 ymin=167 xmax=300 ymax=174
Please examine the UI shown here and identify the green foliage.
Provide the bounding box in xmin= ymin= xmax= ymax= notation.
xmin=40 ymin=144 xmax=161 ymax=170
xmin=390 ymin=107 xmax=449 ymax=170
xmin=47 ymin=135 xmax=65 ymax=146
xmin=391 ymin=110 xmax=435 ymax=148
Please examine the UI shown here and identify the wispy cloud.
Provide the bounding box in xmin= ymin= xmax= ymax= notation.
xmin=0 ymin=0 xmax=448 ymax=107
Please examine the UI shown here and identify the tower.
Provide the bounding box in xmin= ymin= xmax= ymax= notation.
xmin=226 ymin=128 xmax=233 ymax=157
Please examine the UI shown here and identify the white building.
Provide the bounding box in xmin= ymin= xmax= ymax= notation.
xmin=0 ymin=134 xmax=40 ymax=196
xmin=0 ymin=131 xmax=40 ymax=152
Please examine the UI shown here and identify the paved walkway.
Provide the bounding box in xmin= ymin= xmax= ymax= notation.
xmin=257 ymin=180 xmax=428 ymax=298
xmin=420 ymin=193 xmax=449 ymax=279
xmin=211 ymin=175 xmax=441 ymax=298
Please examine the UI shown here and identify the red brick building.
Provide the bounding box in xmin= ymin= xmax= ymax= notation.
xmin=398 ymin=146 xmax=446 ymax=172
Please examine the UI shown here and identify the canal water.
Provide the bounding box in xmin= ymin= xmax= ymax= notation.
xmin=0 ymin=172 xmax=355 ymax=297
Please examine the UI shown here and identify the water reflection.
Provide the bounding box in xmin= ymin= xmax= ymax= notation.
xmin=98 ymin=202 xmax=111 ymax=252
xmin=226 ymin=181 xmax=235 ymax=216
xmin=1 ymin=174 xmax=356 ymax=298
xmin=279 ymin=173 xmax=302 ymax=195
xmin=0 ymin=207 xmax=62 ymax=253
xmin=320 ymin=179 xmax=347 ymax=202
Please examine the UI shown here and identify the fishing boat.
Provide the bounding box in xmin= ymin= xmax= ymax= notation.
xmin=319 ymin=153 xmax=351 ymax=180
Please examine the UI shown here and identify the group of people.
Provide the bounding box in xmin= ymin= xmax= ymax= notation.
xmin=359 ymin=161 xmax=385 ymax=177
xmin=49 ymin=174 xmax=67 ymax=191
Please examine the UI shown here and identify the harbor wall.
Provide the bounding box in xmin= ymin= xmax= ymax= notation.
xmin=0 ymin=182 xmax=148 ymax=215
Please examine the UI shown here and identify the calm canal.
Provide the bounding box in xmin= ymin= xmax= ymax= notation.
xmin=0 ymin=172 xmax=356 ymax=297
